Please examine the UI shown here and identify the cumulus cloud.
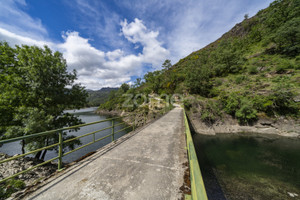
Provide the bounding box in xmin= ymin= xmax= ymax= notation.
xmin=58 ymin=32 xmax=106 ymax=72
xmin=121 ymin=18 xmax=169 ymax=67
xmin=0 ymin=13 xmax=169 ymax=90
xmin=55 ymin=19 xmax=169 ymax=89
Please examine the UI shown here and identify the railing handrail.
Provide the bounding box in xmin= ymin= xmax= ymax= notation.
xmin=0 ymin=116 xmax=133 ymax=184
xmin=0 ymin=105 xmax=173 ymax=185
xmin=183 ymin=108 xmax=208 ymax=200
xmin=0 ymin=116 xmax=123 ymax=144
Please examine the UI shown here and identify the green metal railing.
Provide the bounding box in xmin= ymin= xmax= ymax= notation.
xmin=0 ymin=116 xmax=134 ymax=184
xmin=183 ymin=108 xmax=208 ymax=200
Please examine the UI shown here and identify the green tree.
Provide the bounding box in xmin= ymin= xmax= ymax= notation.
xmin=273 ymin=17 xmax=300 ymax=56
xmin=120 ymin=83 xmax=130 ymax=93
xmin=0 ymin=43 xmax=87 ymax=160
xmin=185 ymin=64 xmax=212 ymax=97
xmin=162 ymin=59 xmax=172 ymax=71
xmin=143 ymin=70 xmax=162 ymax=93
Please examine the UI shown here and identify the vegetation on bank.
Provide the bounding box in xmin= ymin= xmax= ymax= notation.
xmin=100 ymin=0 xmax=300 ymax=124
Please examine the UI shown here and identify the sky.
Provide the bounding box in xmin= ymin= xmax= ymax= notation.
xmin=0 ymin=0 xmax=273 ymax=90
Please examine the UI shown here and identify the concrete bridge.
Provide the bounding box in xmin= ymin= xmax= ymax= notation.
xmin=24 ymin=107 xmax=189 ymax=200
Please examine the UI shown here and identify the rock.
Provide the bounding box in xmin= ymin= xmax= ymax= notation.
xmin=287 ymin=192 xmax=298 ymax=197
xmin=189 ymin=112 xmax=300 ymax=138
xmin=0 ymin=153 xmax=57 ymax=186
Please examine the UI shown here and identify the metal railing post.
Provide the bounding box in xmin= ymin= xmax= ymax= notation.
xmin=58 ymin=131 xmax=63 ymax=170
xmin=111 ymin=119 xmax=115 ymax=142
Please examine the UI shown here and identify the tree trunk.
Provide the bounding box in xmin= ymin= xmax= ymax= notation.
xmin=21 ymin=140 xmax=25 ymax=154
xmin=41 ymin=149 xmax=47 ymax=161
xmin=40 ymin=138 xmax=49 ymax=161
xmin=35 ymin=151 xmax=42 ymax=160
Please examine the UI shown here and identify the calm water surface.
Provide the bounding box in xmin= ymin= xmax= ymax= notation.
xmin=0 ymin=107 xmax=130 ymax=163
xmin=194 ymin=133 xmax=300 ymax=200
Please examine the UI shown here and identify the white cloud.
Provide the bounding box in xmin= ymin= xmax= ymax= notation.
xmin=0 ymin=0 xmax=47 ymax=39
xmin=121 ymin=18 xmax=169 ymax=68
xmin=0 ymin=28 xmax=53 ymax=47
xmin=55 ymin=19 xmax=169 ymax=89
xmin=0 ymin=15 xmax=169 ymax=90
xmin=58 ymin=31 xmax=106 ymax=71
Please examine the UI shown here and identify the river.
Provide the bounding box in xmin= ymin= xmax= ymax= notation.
xmin=194 ymin=133 xmax=300 ymax=200
xmin=0 ymin=107 xmax=130 ymax=163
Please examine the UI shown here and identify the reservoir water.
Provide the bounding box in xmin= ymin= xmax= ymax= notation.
xmin=194 ymin=133 xmax=300 ymax=200
xmin=0 ymin=107 xmax=130 ymax=163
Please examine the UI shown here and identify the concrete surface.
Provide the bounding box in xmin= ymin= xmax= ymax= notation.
xmin=24 ymin=107 xmax=187 ymax=200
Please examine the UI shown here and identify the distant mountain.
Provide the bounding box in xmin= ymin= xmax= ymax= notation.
xmin=86 ymin=87 xmax=118 ymax=107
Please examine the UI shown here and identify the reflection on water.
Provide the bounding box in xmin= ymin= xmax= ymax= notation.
xmin=194 ymin=133 xmax=300 ymax=200
xmin=0 ymin=107 xmax=130 ymax=163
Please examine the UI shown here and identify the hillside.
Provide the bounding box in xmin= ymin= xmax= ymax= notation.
xmin=99 ymin=0 xmax=300 ymax=131
xmin=86 ymin=87 xmax=118 ymax=107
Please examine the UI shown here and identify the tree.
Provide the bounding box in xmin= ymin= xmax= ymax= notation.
xmin=185 ymin=60 xmax=212 ymax=97
xmin=120 ymin=83 xmax=130 ymax=93
xmin=0 ymin=43 xmax=87 ymax=160
xmin=162 ymin=59 xmax=172 ymax=71
xmin=273 ymin=17 xmax=300 ymax=56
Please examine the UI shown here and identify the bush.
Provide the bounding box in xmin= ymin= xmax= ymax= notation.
xmin=235 ymin=98 xmax=257 ymax=124
xmin=183 ymin=100 xmax=192 ymax=110
xmin=273 ymin=17 xmax=300 ymax=56
xmin=248 ymin=65 xmax=258 ymax=74
xmin=0 ymin=179 xmax=25 ymax=199
xmin=200 ymin=100 xmax=221 ymax=124
xmin=235 ymin=75 xmax=248 ymax=84
xmin=222 ymin=92 xmax=240 ymax=115
xmin=275 ymin=60 xmax=294 ymax=73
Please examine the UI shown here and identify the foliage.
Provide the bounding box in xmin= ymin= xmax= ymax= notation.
xmin=201 ymin=100 xmax=221 ymax=124
xmin=86 ymin=88 xmax=118 ymax=107
xmin=185 ymin=63 xmax=212 ymax=96
xmin=248 ymin=66 xmax=258 ymax=74
xmin=0 ymin=179 xmax=25 ymax=199
xmin=273 ymin=17 xmax=300 ymax=56
xmin=0 ymin=43 xmax=87 ymax=159
xmin=235 ymin=98 xmax=257 ymax=124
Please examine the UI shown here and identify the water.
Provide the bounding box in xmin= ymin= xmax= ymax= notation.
xmin=0 ymin=107 xmax=131 ymax=163
xmin=194 ymin=133 xmax=300 ymax=200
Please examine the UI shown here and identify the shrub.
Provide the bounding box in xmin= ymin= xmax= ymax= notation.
xmin=235 ymin=75 xmax=248 ymax=84
xmin=222 ymin=93 xmax=240 ymax=115
xmin=0 ymin=179 xmax=25 ymax=199
xmin=275 ymin=60 xmax=294 ymax=73
xmin=248 ymin=65 xmax=258 ymax=74
xmin=183 ymin=100 xmax=192 ymax=110
xmin=235 ymin=98 xmax=257 ymax=124
xmin=200 ymin=100 xmax=221 ymax=124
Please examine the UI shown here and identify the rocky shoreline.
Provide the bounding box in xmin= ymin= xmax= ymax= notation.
xmin=0 ymin=153 xmax=57 ymax=199
xmin=0 ymin=154 xmax=57 ymax=185
xmin=188 ymin=112 xmax=300 ymax=138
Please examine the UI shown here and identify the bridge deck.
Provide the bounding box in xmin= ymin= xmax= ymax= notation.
xmin=25 ymin=107 xmax=187 ymax=200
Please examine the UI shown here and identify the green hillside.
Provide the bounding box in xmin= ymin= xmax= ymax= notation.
xmin=100 ymin=0 xmax=300 ymax=124
xmin=86 ymin=87 xmax=118 ymax=107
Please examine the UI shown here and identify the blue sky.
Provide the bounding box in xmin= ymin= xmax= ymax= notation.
xmin=0 ymin=0 xmax=273 ymax=90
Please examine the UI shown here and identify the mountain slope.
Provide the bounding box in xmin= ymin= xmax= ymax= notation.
xmin=86 ymin=87 xmax=118 ymax=107
xmin=100 ymin=0 xmax=300 ymax=125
